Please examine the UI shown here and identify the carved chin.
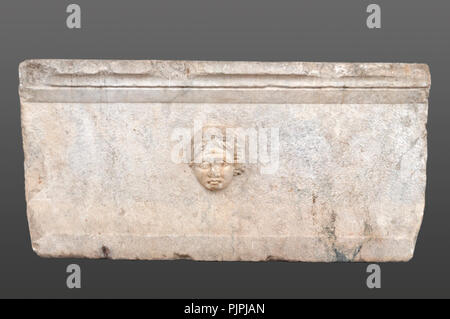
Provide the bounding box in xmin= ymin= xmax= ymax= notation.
xmin=205 ymin=184 xmax=221 ymax=190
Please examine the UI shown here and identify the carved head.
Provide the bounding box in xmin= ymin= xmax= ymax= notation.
xmin=189 ymin=126 xmax=243 ymax=191
xmin=191 ymin=147 xmax=234 ymax=191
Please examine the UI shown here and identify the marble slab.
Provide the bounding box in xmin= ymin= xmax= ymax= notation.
xmin=19 ymin=60 xmax=430 ymax=261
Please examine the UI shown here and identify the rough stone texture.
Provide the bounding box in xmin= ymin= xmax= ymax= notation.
xmin=19 ymin=59 xmax=430 ymax=261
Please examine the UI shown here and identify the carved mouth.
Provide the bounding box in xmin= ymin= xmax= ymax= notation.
xmin=207 ymin=179 xmax=222 ymax=186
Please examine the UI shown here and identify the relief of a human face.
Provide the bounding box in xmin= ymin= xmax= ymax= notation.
xmin=191 ymin=148 xmax=234 ymax=191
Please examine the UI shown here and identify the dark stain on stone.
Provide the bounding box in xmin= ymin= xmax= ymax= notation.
xmin=324 ymin=211 xmax=337 ymax=241
xmin=265 ymin=255 xmax=287 ymax=262
xmin=334 ymin=249 xmax=349 ymax=262
xmin=312 ymin=193 xmax=317 ymax=204
xmin=174 ymin=253 xmax=193 ymax=260
xmin=101 ymin=245 xmax=111 ymax=259
xmin=352 ymin=244 xmax=363 ymax=260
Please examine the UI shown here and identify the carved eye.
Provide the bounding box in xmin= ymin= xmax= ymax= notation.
xmin=199 ymin=162 xmax=210 ymax=169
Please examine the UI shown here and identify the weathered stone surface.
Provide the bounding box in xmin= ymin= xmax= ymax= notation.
xmin=19 ymin=59 xmax=430 ymax=261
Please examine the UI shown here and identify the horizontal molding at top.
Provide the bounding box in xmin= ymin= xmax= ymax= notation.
xmin=19 ymin=59 xmax=431 ymax=89
xmin=19 ymin=88 xmax=429 ymax=104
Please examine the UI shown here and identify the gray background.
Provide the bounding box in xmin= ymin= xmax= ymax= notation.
xmin=0 ymin=0 xmax=448 ymax=298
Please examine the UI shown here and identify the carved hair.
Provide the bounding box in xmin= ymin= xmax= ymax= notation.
xmin=189 ymin=125 xmax=244 ymax=176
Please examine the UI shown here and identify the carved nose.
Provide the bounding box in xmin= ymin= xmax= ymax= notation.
xmin=209 ymin=165 xmax=221 ymax=177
